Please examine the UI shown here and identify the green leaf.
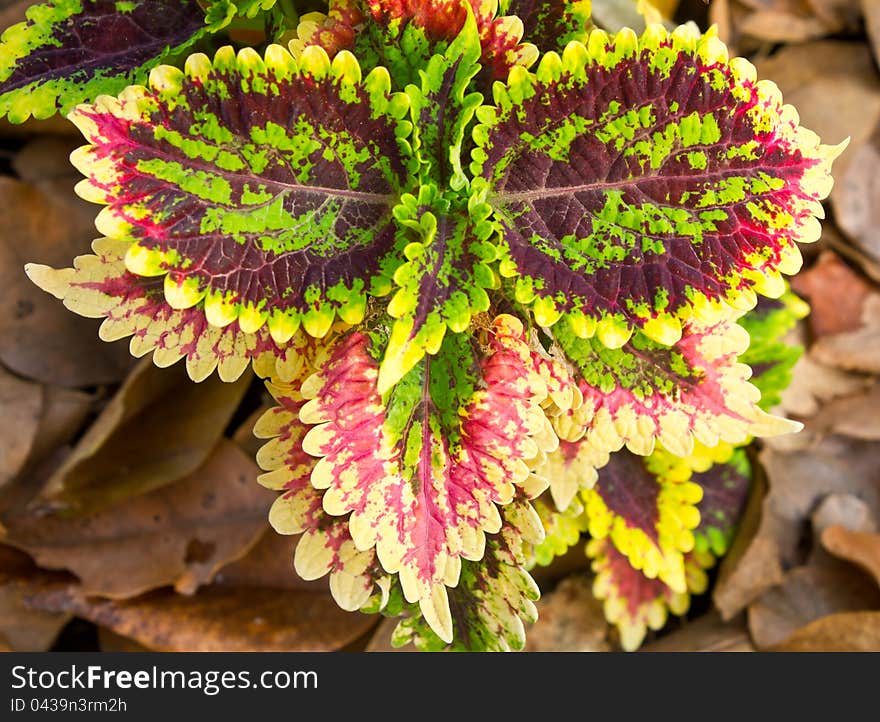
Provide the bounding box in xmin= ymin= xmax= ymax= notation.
xmin=66 ymin=44 xmax=412 ymax=345
xmin=550 ymin=314 xmax=798 ymax=468
xmin=392 ymin=497 xmax=542 ymax=651
xmin=25 ymin=238 xmax=313 ymax=383
xmin=472 ymin=25 xmax=842 ymax=344
xmin=500 ymin=0 xmax=593 ymax=49
xmin=0 ymin=0 xmax=223 ymax=122
xmin=738 ymin=288 xmax=808 ymax=410
xmin=526 ymin=494 xmax=589 ymax=567
xmin=293 ymin=0 xmax=539 ymax=86
xmin=298 ymin=315 xmax=553 ymax=642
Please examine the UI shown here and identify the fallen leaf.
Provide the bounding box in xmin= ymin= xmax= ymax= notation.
xmin=97 ymin=628 xmax=151 ymax=653
xmin=0 ymin=176 xmax=133 ymax=387
xmin=790 ymin=251 xmax=872 ymax=337
xmin=805 ymin=0 xmax=862 ymax=31
xmin=714 ymin=437 xmax=880 ymax=618
xmin=232 ymin=402 xmax=272 ymax=460
xmin=0 ymin=548 xmax=72 ymax=651
xmin=11 ymin=136 xmax=81 ymax=184
xmin=712 ymin=465 xmax=782 ymax=619
xmin=738 ymin=7 xmax=828 ymax=44
xmin=0 ymin=366 xmax=42 ymax=487
xmin=832 ymin=126 xmax=880 ymax=265
xmin=812 ymin=494 xmax=877 ymax=536
xmin=23 ymin=584 xmax=378 ymax=652
xmin=709 ymin=0 xmax=735 ymax=46
xmin=864 ymin=0 xmax=880 ymax=64
xmin=774 ymin=345 xmax=872 ymax=421
xmin=822 ymin=525 xmax=880 ymax=584
xmin=803 ymin=383 xmax=880 ymax=441
xmin=748 ymin=561 xmax=880 ymax=648
xmin=811 ymin=294 xmax=880 ymax=373
xmin=771 ymin=611 xmax=880 ymax=650
xmin=22 ymin=385 xmax=94 ymax=474
xmin=0 ymin=0 xmax=32 ymax=31
xmin=3 ymin=440 xmax=272 ymax=598
xmin=0 ymin=386 xmax=94 ymax=522
xmin=36 ymin=358 xmax=250 ymax=514
xmin=642 ymin=611 xmax=754 ymax=652
xmin=523 ymin=576 xmax=611 ymax=652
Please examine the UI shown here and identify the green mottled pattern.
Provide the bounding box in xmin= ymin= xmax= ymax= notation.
xmin=391 ymin=501 xmax=540 ymax=651
xmin=691 ymin=448 xmax=752 ymax=557
xmin=500 ymin=0 xmax=592 ymax=49
xmin=0 ymin=0 xmax=221 ymax=122
xmin=554 ymin=320 xmax=700 ymax=399
xmin=738 ymin=289 xmax=807 ymax=409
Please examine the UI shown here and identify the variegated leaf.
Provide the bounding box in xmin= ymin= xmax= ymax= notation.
xmin=67 ymin=44 xmax=411 ymax=345
xmin=25 ymin=238 xmax=320 ymax=383
xmin=0 ymin=0 xmax=222 ymax=122
xmin=582 ymin=447 xmax=703 ymax=592
xmin=588 ymin=537 xmax=711 ymax=651
xmin=380 ymin=187 xmax=498 ymax=392
xmin=294 ymin=0 xmax=538 ymax=85
xmin=298 ymin=315 xmax=553 ymax=642
xmin=391 ymin=497 xmax=542 ymax=651
xmin=534 ymin=437 xmax=598 ymax=512
xmin=472 ymin=25 xmax=842 ymax=344
xmin=690 ymin=444 xmax=752 ymax=557
xmin=550 ymin=315 xmax=798 ymax=469
xmin=255 ymin=374 xmax=387 ymax=611
xmin=500 ymin=0 xmax=592 ymax=49
xmin=526 ymin=494 xmax=589 ymax=567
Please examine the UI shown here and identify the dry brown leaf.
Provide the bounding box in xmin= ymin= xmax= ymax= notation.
xmin=523 ymin=576 xmax=611 ymax=651
xmin=0 ymin=385 xmax=94 ymax=523
xmin=713 ymin=466 xmax=782 ymax=618
xmin=97 ymin=628 xmax=151 ymax=653
xmin=0 ymin=366 xmax=42 ymax=488
xmin=864 ymin=0 xmax=880 ymax=64
xmin=0 ymin=548 xmax=71 ymax=651
xmin=24 ymin=386 xmax=94 ymax=469
xmin=790 ymin=251 xmax=872 ymax=338
xmin=36 ymin=358 xmax=250 ymax=514
xmin=709 ymin=0 xmax=735 ymax=46
xmin=738 ymin=8 xmax=828 ymax=43
xmin=715 ymin=437 xmax=880 ymax=618
xmin=812 ymin=494 xmax=877 ymax=536
xmin=642 ymin=611 xmax=754 ymax=652
xmin=0 ymin=0 xmax=32 ymax=30
xmin=805 ymin=0 xmax=862 ymax=30
xmin=803 ymin=382 xmax=880 ymax=441
xmin=3 ymin=440 xmax=272 ymax=598
xmin=754 ymin=41 xmax=879 ymax=179
xmin=822 ymin=525 xmax=880 ymax=584
xmin=11 ymin=136 xmax=82 ymax=183
xmin=811 ymin=294 xmax=880 ymax=373
xmin=774 ymin=345 xmax=872 ymax=421
xmin=771 ymin=611 xmax=880 ymax=650
xmin=832 ymin=126 xmax=880 ymax=265
xmin=23 ymin=583 xmax=378 ymax=652
xmin=748 ymin=561 xmax=880 ymax=648
xmin=0 ymin=176 xmax=133 ymax=387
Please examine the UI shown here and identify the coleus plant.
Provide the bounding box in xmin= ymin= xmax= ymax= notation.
xmin=9 ymin=0 xmax=843 ymax=649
